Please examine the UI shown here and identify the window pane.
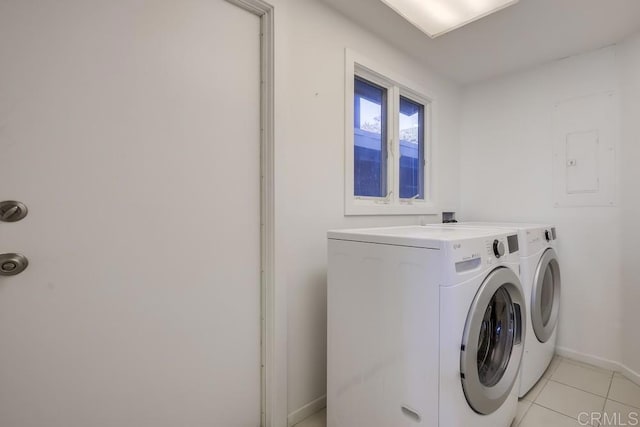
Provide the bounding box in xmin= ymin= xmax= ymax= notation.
xmin=399 ymin=96 xmax=424 ymax=199
xmin=354 ymin=77 xmax=387 ymax=198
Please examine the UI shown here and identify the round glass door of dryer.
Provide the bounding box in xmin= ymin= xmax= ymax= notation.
xmin=531 ymin=248 xmax=561 ymax=343
xmin=460 ymin=267 xmax=525 ymax=415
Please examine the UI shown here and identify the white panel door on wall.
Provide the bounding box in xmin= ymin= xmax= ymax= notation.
xmin=0 ymin=1 xmax=261 ymax=426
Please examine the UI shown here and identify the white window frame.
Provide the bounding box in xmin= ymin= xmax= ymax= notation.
xmin=345 ymin=49 xmax=438 ymax=216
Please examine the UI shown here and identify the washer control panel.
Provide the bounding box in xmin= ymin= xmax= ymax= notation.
xmin=484 ymin=235 xmax=517 ymax=260
xmin=476 ymin=235 xmax=518 ymax=269
xmin=448 ymin=233 xmax=520 ymax=278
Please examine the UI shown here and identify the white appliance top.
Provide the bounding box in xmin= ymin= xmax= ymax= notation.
xmin=458 ymin=222 xmax=553 ymax=231
xmin=327 ymin=225 xmax=506 ymax=249
xmin=448 ymin=222 xmax=558 ymax=256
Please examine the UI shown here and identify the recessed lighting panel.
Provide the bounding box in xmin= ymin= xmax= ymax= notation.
xmin=379 ymin=0 xmax=519 ymax=38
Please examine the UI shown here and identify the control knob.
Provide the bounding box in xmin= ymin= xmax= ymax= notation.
xmin=545 ymin=230 xmax=552 ymax=242
xmin=492 ymin=239 xmax=505 ymax=258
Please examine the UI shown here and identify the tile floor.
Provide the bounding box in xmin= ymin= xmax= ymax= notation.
xmin=294 ymin=356 xmax=640 ymax=427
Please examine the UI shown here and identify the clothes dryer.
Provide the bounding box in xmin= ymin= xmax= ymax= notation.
xmin=432 ymin=222 xmax=561 ymax=397
xmin=327 ymin=226 xmax=525 ymax=426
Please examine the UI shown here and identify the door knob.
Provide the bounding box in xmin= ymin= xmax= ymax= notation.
xmin=0 ymin=201 xmax=28 ymax=222
xmin=0 ymin=253 xmax=28 ymax=276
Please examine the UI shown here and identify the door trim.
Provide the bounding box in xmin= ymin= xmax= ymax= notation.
xmin=225 ymin=1 xmax=278 ymax=426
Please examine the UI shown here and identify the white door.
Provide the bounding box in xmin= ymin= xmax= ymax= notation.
xmin=0 ymin=1 xmax=261 ymax=426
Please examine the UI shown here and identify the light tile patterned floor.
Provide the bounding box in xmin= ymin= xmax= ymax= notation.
xmin=294 ymin=409 xmax=326 ymax=427
xmin=294 ymin=356 xmax=640 ymax=427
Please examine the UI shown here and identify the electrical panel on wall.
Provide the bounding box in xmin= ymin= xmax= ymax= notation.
xmin=552 ymin=91 xmax=618 ymax=207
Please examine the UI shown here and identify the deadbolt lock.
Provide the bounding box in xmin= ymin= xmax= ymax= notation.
xmin=0 ymin=201 xmax=28 ymax=222
xmin=0 ymin=253 xmax=28 ymax=276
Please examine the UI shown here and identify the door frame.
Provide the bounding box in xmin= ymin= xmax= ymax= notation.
xmin=225 ymin=1 xmax=278 ymax=426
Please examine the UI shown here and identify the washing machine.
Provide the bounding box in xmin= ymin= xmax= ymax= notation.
xmin=436 ymin=222 xmax=561 ymax=397
xmin=327 ymin=226 xmax=525 ymax=427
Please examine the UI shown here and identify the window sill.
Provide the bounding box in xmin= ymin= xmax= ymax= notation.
xmin=345 ymin=199 xmax=440 ymax=216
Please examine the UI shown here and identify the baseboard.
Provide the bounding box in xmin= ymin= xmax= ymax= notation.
xmin=556 ymin=346 xmax=640 ymax=385
xmin=287 ymin=395 xmax=326 ymax=427
xmin=618 ymin=363 xmax=640 ymax=385
xmin=556 ymin=346 xmax=621 ymax=371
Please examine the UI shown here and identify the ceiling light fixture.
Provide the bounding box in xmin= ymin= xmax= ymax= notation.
xmin=378 ymin=0 xmax=519 ymax=38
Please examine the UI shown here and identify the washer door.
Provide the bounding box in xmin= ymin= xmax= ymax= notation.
xmin=460 ymin=267 xmax=525 ymax=415
xmin=531 ymin=248 xmax=561 ymax=343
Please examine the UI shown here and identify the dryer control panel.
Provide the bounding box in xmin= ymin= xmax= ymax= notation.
xmin=523 ymin=226 xmax=557 ymax=255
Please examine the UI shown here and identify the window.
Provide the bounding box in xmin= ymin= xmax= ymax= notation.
xmin=354 ymin=77 xmax=387 ymax=198
xmin=345 ymin=51 xmax=435 ymax=215
xmin=399 ymin=96 xmax=424 ymax=199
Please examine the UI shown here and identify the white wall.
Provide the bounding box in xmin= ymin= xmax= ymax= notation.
xmin=618 ymin=33 xmax=640 ymax=378
xmin=459 ymin=47 xmax=624 ymax=367
xmin=270 ymin=0 xmax=462 ymax=421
